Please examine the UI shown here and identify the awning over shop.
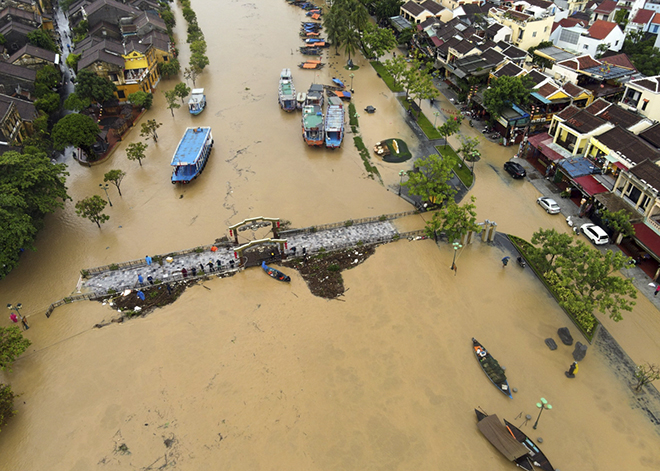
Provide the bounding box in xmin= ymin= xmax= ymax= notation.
xmin=633 ymin=223 xmax=660 ymax=259
xmin=559 ymin=157 xmax=600 ymax=178
xmin=573 ymin=175 xmax=609 ymax=195
xmin=528 ymin=132 xmax=551 ymax=148
xmin=539 ymin=141 xmax=565 ymax=161
xmin=614 ymin=161 xmax=628 ymax=170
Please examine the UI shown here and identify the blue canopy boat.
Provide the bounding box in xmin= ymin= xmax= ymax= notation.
xmin=171 ymin=127 xmax=214 ymax=184
xmin=262 ymin=261 xmax=291 ymax=282
xmin=324 ymin=96 xmax=344 ymax=149
xmin=332 ymin=77 xmax=344 ymax=88
xmin=188 ymin=88 xmax=206 ymax=115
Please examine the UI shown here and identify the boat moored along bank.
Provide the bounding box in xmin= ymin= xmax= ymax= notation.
xmin=171 ymin=127 xmax=214 ymax=184
xmin=188 ymin=88 xmax=206 ymax=115
xmin=324 ymin=96 xmax=344 ymax=148
xmin=278 ymin=68 xmax=297 ymax=112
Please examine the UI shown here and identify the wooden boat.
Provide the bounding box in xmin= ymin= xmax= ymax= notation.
xmin=171 ymin=127 xmax=213 ymax=184
xmin=300 ymin=30 xmax=320 ymax=37
xmin=188 ymin=88 xmax=206 ymax=115
xmin=302 ymin=103 xmax=323 ymax=146
xmin=503 ymin=418 xmax=556 ymax=471
xmin=262 ymin=261 xmax=291 ymax=282
xmin=300 ymin=46 xmax=321 ymax=55
xmin=324 ymin=96 xmax=344 ymax=149
xmin=278 ymin=68 xmax=296 ymax=112
xmin=330 ymin=90 xmax=352 ymax=100
xmin=475 ymin=410 xmax=533 ymax=470
xmin=472 ymin=338 xmax=512 ymax=398
xmin=299 ymin=60 xmax=324 ymax=69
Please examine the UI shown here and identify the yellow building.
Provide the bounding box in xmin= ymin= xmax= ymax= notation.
xmin=488 ymin=5 xmax=555 ymax=51
xmin=119 ymin=42 xmax=160 ymax=99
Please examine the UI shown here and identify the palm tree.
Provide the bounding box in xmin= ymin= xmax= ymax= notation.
xmin=324 ymin=8 xmax=343 ymax=55
xmin=342 ymin=28 xmax=360 ymax=63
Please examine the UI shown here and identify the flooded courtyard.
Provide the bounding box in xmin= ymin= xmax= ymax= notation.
xmin=1 ymin=1 xmax=660 ymax=469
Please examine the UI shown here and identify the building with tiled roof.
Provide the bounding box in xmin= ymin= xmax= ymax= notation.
xmin=492 ymin=61 xmax=524 ymax=78
xmin=640 ymin=123 xmax=660 ymax=149
xmin=599 ymin=52 xmax=637 ymax=71
xmin=8 ymin=44 xmax=57 ymax=70
xmin=487 ymin=5 xmax=555 ymax=50
xmin=621 ymin=76 xmax=660 ymax=122
xmin=592 ymin=127 xmax=660 ymax=167
xmin=551 ymin=20 xmax=624 ymax=56
xmin=400 ymin=1 xmax=435 ymax=24
xmin=0 ymin=93 xmax=37 ymax=145
xmin=591 ymin=0 xmax=617 ymax=22
xmin=0 ymin=62 xmax=35 ymax=97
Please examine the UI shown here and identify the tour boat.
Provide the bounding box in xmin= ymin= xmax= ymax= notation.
xmin=278 ymin=68 xmax=297 ymax=112
xmin=171 ymin=127 xmax=213 ymax=184
xmin=262 ymin=261 xmax=291 ymax=282
xmin=188 ymin=88 xmax=206 ymax=115
xmin=324 ymin=96 xmax=344 ymax=149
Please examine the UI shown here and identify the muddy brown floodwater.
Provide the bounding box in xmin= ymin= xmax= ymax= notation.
xmin=1 ymin=1 xmax=660 ymax=469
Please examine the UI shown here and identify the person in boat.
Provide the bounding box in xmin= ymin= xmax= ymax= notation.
xmin=474 ymin=346 xmax=487 ymax=358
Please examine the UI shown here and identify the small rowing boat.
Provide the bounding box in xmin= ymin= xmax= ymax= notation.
xmin=262 ymin=261 xmax=291 ymax=282
xmin=472 ymin=338 xmax=512 ymax=398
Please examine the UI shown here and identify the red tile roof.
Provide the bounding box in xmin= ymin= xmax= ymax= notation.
xmin=601 ymin=53 xmax=636 ymax=71
xmin=588 ymin=20 xmax=618 ymax=40
xmin=653 ymin=13 xmax=660 ymax=25
xmin=594 ymin=0 xmax=617 ymax=14
xmin=558 ymin=55 xmax=601 ymax=71
xmin=631 ymin=9 xmax=654 ymax=24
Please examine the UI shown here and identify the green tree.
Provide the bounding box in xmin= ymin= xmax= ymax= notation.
xmin=190 ymin=52 xmax=209 ymax=71
xmin=104 ymin=169 xmax=126 ymax=196
xmin=183 ymin=66 xmax=201 ymax=87
xmin=35 ymin=65 xmax=61 ymax=94
xmin=182 ymin=6 xmax=196 ymax=22
xmin=428 ymin=196 xmax=480 ymax=242
xmin=530 ymin=228 xmax=637 ymax=322
xmin=74 ymin=69 xmax=117 ymax=103
xmin=530 ymin=228 xmax=574 ymax=271
xmin=174 ymin=82 xmax=192 ymax=103
xmin=164 ymin=90 xmax=181 ymax=117
xmin=634 ymin=363 xmax=660 ymax=392
xmin=127 ymin=91 xmax=153 ymax=109
xmin=159 ymin=58 xmax=181 ymax=79
xmin=601 ymin=208 xmax=635 ymax=242
xmin=0 ymin=326 xmax=31 ymax=371
xmin=483 ymin=75 xmax=534 ymax=119
xmin=596 ymin=43 xmax=610 ymax=59
xmin=527 ymin=40 xmax=554 ymax=69
xmin=66 ymin=53 xmax=81 ymax=72
xmin=34 ymin=92 xmax=60 ymax=114
xmin=614 ymin=9 xmax=629 ymax=29
xmin=622 ymin=32 xmax=660 ymax=76
xmin=362 ymin=25 xmax=398 ymax=60
xmin=126 ymin=141 xmax=148 ymax=166
xmin=27 ymin=29 xmax=58 ymax=52
xmin=0 ymin=383 xmax=18 ymax=432
xmin=457 ymin=135 xmax=481 ymax=163
xmin=342 ymin=28 xmax=360 ymax=63
xmin=437 ymin=114 xmax=463 ymax=148
xmin=408 ymin=63 xmax=439 ymax=116
xmin=398 ymin=27 xmax=414 ymax=45
xmin=63 ymin=92 xmax=91 ymax=111
xmin=373 ymin=0 xmax=403 ymax=21
xmin=383 ymin=54 xmax=408 ymax=88
xmin=140 ymin=119 xmax=162 ymax=143
xmin=323 ymin=7 xmax=344 ymax=54
xmin=52 ymin=113 xmax=100 ymax=159
xmin=161 ymin=9 xmax=175 ymax=28
xmin=75 ymin=195 xmax=109 ymax=228
xmin=402 ymin=154 xmax=456 ymax=205
xmin=21 ymin=112 xmax=52 ymax=153
xmin=189 ymin=40 xmax=207 ymax=55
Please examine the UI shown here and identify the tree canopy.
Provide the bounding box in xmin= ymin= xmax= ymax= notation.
xmin=75 ymin=195 xmax=109 ymax=228
xmin=402 ymin=154 xmax=456 ymax=205
xmin=621 ymin=31 xmax=660 ymax=76
xmin=483 ymin=75 xmax=534 ymax=118
xmin=74 ymin=69 xmax=117 ymax=103
xmin=126 ymin=142 xmax=148 ymax=166
xmin=437 ymin=114 xmax=463 ymax=148
xmin=0 ymin=150 xmax=68 ymax=278
xmin=140 ymin=119 xmax=161 ymax=143
xmin=127 ymin=91 xmax=153 ymax=109
xmin=425 ymin=196 xmax=479 ymax=243
xmin=52 ymin=113 xmax=100 ymax=158
xmin=0 ymin=326 xmax=31 ymax=372
xmin=104 ymin=169 xmax=126 ymax=196
xmin=64 ymin=92 xmax=91 ymax=112
xmin=527 ymin=41 xmax=554 ymax=69
xmin=529 ymin=228 xmax=637 ymax=326
xmin=27 ymin=29 xmax=58 ymax=52
xmin=373 ymin=0 xmax=404 ymax=22
xmin=362 ymin=24 xmax=398 ymax=61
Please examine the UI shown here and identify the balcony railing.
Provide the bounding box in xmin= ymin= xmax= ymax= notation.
xmin=556 ymin=138 xmax=576 ymax=152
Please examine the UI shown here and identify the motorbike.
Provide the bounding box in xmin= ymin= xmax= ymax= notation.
xmin=468 ymin=119 xmax=473 ymax=127
xmin=516 ymin=256 xmax=526 ymax=268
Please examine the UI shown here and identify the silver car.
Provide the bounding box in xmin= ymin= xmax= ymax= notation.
xmin=537 ymin=197 xmax=561 ymax=214
xmin=581 ymin=223 xmax=609 ymax=245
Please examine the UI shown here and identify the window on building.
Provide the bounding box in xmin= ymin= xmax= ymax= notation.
xmin=544 ymin=26 xmax=548 ymax=32
xmin=518 ymin=29 xmax=524 ymax=40
xmin=110 ymin=73 xmax=118 ymax=82
xmin=583 ymin=44 xmax=589 ymax=50
xmin=533 ymin=31 xmax=537 ymax=37
xmin=642 ymin=99 xmax=649 ymax=111
xmin=117 ymin=90 xmax=126 ymax=99
xmin=615 ymin=40 xmax=619 ymax=45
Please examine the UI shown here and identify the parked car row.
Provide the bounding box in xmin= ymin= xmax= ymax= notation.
xmin=504 ymin=161 xmax=610 ymax=245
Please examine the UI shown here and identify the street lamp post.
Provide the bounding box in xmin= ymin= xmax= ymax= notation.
xmin=99 ymin=183 xmax=112 ymax=207
xmin=532 ymin=397 xmax=552 ymax=429
xmin=349 ymin=73 xmax=354 ymax=93
xmin=398 ymin=170 xmax=406 ymax=196
xmin=451 ymin=241 xmax=462 ymax=273
xmin=433 ymin=111 xmax=440 ymax=128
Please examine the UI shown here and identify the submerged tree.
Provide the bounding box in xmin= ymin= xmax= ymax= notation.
xmin=140 ymin=119 xmax=162 ymax=143
xmin=437 ymin=115 xmax=463 ymax=148
xmin=163 ymin=89 xmax=181 ymax=117
xmin=75 ymin=195 xmax=109 ymax=228
xmin=104 ymin=169 xmax=127 ymax=196
xmin=0 ymin=326 xmax=31 ymax=371
xmin=402 ymin=154 xmax=456 ymax=205
xmin=174 ymin=82 xmax=192 ymax=103
xmin=52 ymin=113 xmax=100 ymax=159
xmin=634 ymin=363 xmax=660 ymax=392
xmin=126 ymin=142 xmax=148 ymax=166
xmin=127 ymin=91 xmax=153 ymax=110
xmin=0 ymin=383 xmax=18 ymax=432
xmin=183 ymin=66 xmax=201 ymax=87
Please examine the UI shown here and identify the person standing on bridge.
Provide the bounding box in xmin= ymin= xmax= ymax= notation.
xmin=138 ymin=274 xmax=144 ymax=286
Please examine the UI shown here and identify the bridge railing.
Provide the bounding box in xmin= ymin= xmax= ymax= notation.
xmin=279 ymin=210 xmax=418 ymax=237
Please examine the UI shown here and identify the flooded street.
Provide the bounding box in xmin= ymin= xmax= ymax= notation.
xmin=1 ymin=1 xmax=660 ymax=469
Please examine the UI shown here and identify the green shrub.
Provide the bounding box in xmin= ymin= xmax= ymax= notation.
xmin=379 ymin=215 xmax=387 ymax=222
xmin=328 ymin=264 xmax=340 ymax=272
xmin=107 ymin=288 xmax=117 ymax=295
xmin=348 ymin=103 xmax=358 ymax=126
xmin=0 ymin=383 xmax=18 ymax=432
xmin=109 ymin=264 xmax=119 ymax=271
xmin=344 ymin=220 xmax=354 ymax=227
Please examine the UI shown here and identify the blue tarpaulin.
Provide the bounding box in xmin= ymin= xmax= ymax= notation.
xmin=332 ymin=77 xmax=344 ymax=88
xmin=558 ymin=157 xmax=600 ymax=178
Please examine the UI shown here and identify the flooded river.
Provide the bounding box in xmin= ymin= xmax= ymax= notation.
xmin=1 ymin=1 xmax=660 ymax=469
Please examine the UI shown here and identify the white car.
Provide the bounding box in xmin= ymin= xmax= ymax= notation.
xmin=581 ymin=223 xmax=609 ymax=245
xmin=537 ymin=197 xmax=561 ymax=214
